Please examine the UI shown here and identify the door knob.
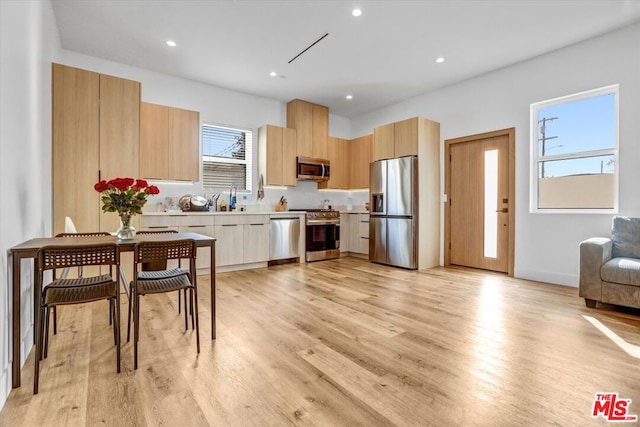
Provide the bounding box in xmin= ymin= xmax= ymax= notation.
xmin=496 ymin=208 xmax=508 ymax=213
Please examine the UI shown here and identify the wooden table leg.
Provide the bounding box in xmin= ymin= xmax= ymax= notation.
xmin=11 ymin=252 xmax=21 ymax=388
xmin=210 ymin=241 xmax=216 ymax=340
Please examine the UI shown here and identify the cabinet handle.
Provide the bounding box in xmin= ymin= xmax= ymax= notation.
xmin=222 ymin=224 xmax=237 ymax=227
xmin=188 ymin=225 xmax=206 ymax=228
xmin=249 ymin=223 xmax=264 ymax=226
xmin=361 ymin=237 xmax=369 ymax=240
xmin=148 ymin=226 xmax=169 ymax=229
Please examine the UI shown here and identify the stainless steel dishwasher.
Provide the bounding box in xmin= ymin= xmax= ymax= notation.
xmin=269 ymin=216 xmax=300 ymax=261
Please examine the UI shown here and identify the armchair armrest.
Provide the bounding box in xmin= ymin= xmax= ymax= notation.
xmin=579 ymin=237 xmax=612 ymax=301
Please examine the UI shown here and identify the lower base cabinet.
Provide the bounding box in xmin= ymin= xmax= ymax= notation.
xmin=141 ymin=213 xmax=269 ymax=270
xmin=341 ymin=213 xmax=369 ymax=256
xmin=243 ymin=222 xmax=269 ymax=264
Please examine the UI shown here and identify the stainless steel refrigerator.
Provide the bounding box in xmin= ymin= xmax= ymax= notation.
xmin=369 ymin=155 xmax=418 ymax=269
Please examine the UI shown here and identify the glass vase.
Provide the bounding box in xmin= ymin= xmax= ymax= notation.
xmin=117 ymin=213 xmax=136 ymax=240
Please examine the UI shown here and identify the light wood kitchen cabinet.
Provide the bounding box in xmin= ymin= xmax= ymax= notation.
xmin=318 ymin=136 xmax=348 ymax=190
xmin=358 ymin=213 xmax=370 ymax=255
xmin=373 ymin=117 xmax=420 ymax=161
xmin=373 ymin=122 xmax=395 ymax=161
xmin=140 ymin=102 xmax=168 ymax=180
xmin=258 ymin=125 xmax=297 ymax=186
xmin=140 ymin=102 xmax=200 ymax=181
xmin=214 ymin=223 xmax=244 ymax=267
xmin=52 ymin=63 xmax=140 ymax=236
xmin=243 ymin=221 xmax=270 ymax=264
xmin=394 ymin=117 xmax=419 ymax=157
xmin=287 ymin=99 xmax=328 ymax=159
xmin=348 ymin=134 xmax=373 ymax=189
xmin=340 ymin=213 xmax=352 ymax=253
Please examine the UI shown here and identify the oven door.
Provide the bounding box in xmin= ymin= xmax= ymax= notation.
xmin=306 ymin=222 xmax=340 ymax=252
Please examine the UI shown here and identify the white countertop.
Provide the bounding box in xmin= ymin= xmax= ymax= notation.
xmin=142 ymin=211 xmax=305 ymax=216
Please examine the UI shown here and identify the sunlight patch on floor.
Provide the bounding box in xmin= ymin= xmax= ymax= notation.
xmin=583 ymin=315 xmax=640 ymax=358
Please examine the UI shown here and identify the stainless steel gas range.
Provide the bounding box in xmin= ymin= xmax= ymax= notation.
xmin=290 ymin=209 xmax=340 ymax=262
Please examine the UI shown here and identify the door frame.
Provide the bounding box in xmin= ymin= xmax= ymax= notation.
xmin=444 ymin=128 xmax=516 ymax=276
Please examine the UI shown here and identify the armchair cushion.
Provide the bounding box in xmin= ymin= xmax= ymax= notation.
xmin=611 ymin=216 xmax=640 ymax=258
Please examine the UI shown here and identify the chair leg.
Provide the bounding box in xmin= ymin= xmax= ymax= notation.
xmin=112 ymin=300 xmax=117 ymax=346
xmin=53 ymin=306 xmax=57 ymax=335
xmin=115 ymin=294 xmax=121 ymax=374
xmin=178 ymin=289 xmax=181 ymax=314
xmin=190 ymin=289 xmax=195 ymax=331
xmin=34 ymin=304 xmax=46 ymax=394
xmin=127 ymin=288 xmax=133 ymax=342
xmin=183 ymin=289 xmax=188 ymax=330
xmin=43 ymin=307 xmax=50 ymax=359
xmin=109 ymin=300 xmax=113 ymax=326
xmin=134 ymin=293 xmax=140 ymax=370
xmin=193 ymin=287 xmax=200 ymax=354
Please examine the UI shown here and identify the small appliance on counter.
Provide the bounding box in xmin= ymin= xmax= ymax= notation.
xmin=179 ymin=195 xmax=209 ymax=211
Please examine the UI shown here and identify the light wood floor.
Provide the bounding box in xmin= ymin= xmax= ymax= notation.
xmin=2 ymin=257 xmax=640 ymax=426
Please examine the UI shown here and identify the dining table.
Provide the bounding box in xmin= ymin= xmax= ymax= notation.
xmin=7 ymin=231 xmax=216 ymax=389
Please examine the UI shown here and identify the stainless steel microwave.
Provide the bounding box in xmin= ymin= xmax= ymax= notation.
xmin=297 ymin=157 xmax=330 ymax=181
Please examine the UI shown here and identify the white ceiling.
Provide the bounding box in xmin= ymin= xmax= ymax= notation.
xmin=51 ymin=0 xmax=640 ymax=118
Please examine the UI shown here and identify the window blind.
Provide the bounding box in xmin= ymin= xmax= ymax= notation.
xmin=202 ymin=123 xmax=252 ymax=193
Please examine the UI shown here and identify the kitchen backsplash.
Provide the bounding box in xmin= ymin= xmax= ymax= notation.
xmin=143 ymin=180 xmax=369 ymax=212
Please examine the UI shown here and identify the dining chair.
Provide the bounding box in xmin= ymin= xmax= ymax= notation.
xmin=130 ymin=239 xmax=199 ymax=369
xmin=128 ymin=230 xmax=185 ymax=340
xmin=34 ymin=242 xmax=121 ymax=394
xmin=50 ymin=231 xmax=112 ymax=346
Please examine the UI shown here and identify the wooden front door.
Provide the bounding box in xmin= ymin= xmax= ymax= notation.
xmin=445 ymin=129 xmax=515 ymax=274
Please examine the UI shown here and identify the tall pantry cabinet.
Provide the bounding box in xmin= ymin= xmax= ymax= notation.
xmin=52 ymin=63 xmax=141 ymax=235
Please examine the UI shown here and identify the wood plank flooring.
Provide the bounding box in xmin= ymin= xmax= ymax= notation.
xmin=2 ymin=257 xmax=640 ymax=426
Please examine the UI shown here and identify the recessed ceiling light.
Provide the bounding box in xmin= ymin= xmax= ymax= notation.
xmin=269 ymin=71 xmax=277 ymax=77
xmin=352 ymin=9 xmax=362 ymax=17
xmin=346 ymin=95 xmax=353 ymax=100
xmin=436 ymin=57 xmax=445 ymax=63
xmin=166 ymin=40 xmax=176 ymax=47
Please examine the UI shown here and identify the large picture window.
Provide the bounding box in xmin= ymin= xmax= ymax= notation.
xmin=530 ymin=85 xmax=618 ymax=213
xmin=202 ymin=123 xmax=252 ymax=193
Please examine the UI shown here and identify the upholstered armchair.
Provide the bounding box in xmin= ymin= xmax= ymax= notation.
xmin=579 ymin=216 xmax=640 ymax=309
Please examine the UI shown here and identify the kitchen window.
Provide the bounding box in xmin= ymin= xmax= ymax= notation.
xmin=202 ymin=123 xmax=252 ymax=192
xmin=530 ymin=84 xmax=618 ymax=213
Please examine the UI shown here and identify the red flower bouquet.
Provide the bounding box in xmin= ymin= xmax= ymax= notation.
xmin=94 ymin=177 xmax=160 ymax=216
xmin=94 ymin=177 xmax=160 ymax=239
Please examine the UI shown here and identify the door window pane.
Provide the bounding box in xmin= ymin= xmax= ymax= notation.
xmin=484 ymin=150 xmax=498 ymax=258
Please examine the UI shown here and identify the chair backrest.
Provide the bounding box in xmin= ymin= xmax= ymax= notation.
xmin=136 ymin=230 xmax=179 ymax=235
xmin=64 ymin=216 xmax=78 ymax=234
xmin=38 ymin=243 xmax=119 ymax=272
xmin=134 ymin=239 xmax=196 ymax=264
xmin=56 ymin=232 xmax=111 ymax=238
xmin=136 ymin=230 xmax=180 ymax=270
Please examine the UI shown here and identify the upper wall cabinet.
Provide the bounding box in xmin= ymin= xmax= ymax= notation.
xmin=373 ymin=117 xmax=420 ymax=161
xmin=52 ymin=63 xmax=141 ymax=235
xmin=286 ymin=99 xmax=328 ymax=159
xmin=258 ymin=124 xmax=297 ymax=186
xmin=140 ymin=102 xmax=200 ymax=181
xmin=318 ymin=136 xmax=348 ymax=190
xmin=348 ymin=134 xmax=373 ymax=189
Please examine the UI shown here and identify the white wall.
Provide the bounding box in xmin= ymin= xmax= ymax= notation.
xmin=351 ymin=22 xmax=640 ymax=287
xmin=0 ymin=0 xmax=59 ymax=408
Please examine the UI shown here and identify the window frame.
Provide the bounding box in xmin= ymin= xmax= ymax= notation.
xmin=201 ymin=121 xmax=253 ymax=194
xmin=529 ymin=84 xmax=619 ymax=214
